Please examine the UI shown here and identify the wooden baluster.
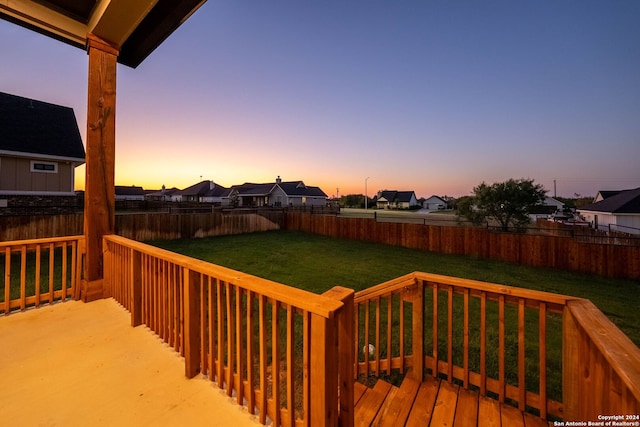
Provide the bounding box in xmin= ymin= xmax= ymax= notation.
xmin=245 ymin=291 xmax=255 ymax=414
xmin=286 ymin=304 xmax=295 ymax=427
xmin=35 ymin=245 xmax=41 ymax=307
xmin=447 ymin=285 xmax=453 ymax=382
xmin=258 ymin=295 xmax=267 ymax=425
xmin=272 ymin=299 xmax=281 ymax=426
xmin=463 ymin=288 xmax=469 ymax=388
xmin=235 ymin=286 xmax=244 ymax=406
xmin=4 ymin=247 xmax=11 ymax=314
xmin=20 ymin=245 xmax=26 ymax=310
xmin=498 ymin=294 xmax=505 ymax=403
xmin=480 ymin=291 xmax=487 ymax=396
xmin=539 ymin=302 xmax=547 ymax=419
xmin=183 ymin=267 xmax=201 ymax=378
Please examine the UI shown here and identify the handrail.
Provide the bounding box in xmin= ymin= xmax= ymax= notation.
xmin=104 ymin=234 xmax=342 ymax=318
xmin=1 ymin=235 xmax=84 ymax=315
xmin=354 ymin=271 xmax=640 ymax=421
xmin=103 ymin=234 xmax=352 ymax=427
xmin=102 ymin=234 xmax=640 ymax=423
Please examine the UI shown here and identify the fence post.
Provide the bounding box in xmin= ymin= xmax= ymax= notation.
xmin=323 ymin=286 xmax=355 ymax=427
xmin=183 ymin=268 xmax=201 ymax=378
xmin=563 ymin=302 xmax=581 ymax=421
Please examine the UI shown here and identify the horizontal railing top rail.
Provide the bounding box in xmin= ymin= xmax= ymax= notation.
xmin=0 ymin=235 xmax=85 ymax=249
xmin=355 ymin=271 xmax=577 ymax=310
xmin=104 ymin=234 xmax=342 ymax=318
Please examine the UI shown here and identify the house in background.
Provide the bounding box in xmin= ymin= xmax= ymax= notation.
xmin=375 ymin=190 xmax=419 ymax=209
xmin=528 ymin=196 xmax=566 ymax=221
xmin=145 ymin=185 xmax=181 ymax=202
xmin=577 ymin=187 xmax=640 ymax=235
xmin=115 ymin=185 xmax=145 ymax=201
xmin=0 ymin=91 xmax=85 ymax=214
xmin=230 ymin=176 xmax=327 ymax=207
xmin=173 ymin=180 xmax=230 ymax=205
xmin=423 ymin=195 xmax=448 ymax=210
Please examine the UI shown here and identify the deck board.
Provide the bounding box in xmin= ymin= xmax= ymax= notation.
xmin=355 ymin=379 xmax=393 ymax=426
xmin=378 ymin=376 xmax=420 ymax=427
xmin=404 ymin=376 xmax=439 ymax=427
xmin=356 ymin=376 xmax=552 ymax=427
xmin=429 ymin=380 xmax=459 ymax=427
xmin=453 ymin=387 xmax=479 ymax=427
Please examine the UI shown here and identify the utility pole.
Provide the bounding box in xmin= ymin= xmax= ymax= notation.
xmin=365 ymin=177 xmax=370 ymax=210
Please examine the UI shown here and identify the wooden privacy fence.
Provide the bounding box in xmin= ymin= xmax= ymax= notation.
xmin=285 ymin=213 xmax=640 ymax=280
xmin=103 ymin=235 xmax=355 ymax=427
xmin=0 ymin=212 xmax=284 ymax=242
xmin=353 ymin=272 xmax=640 ymax=421
xmin=0 ymin=235 xmax=84 ymax=315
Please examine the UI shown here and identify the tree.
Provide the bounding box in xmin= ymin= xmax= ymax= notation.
xmin=457 ymin=178 xmax=547 ymax=231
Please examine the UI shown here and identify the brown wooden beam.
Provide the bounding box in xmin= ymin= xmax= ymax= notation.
xmin=82 ymin=34 xmax=118 ymax=301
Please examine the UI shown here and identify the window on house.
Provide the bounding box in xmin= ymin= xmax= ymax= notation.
xmin=31 ymin=161 xmax=58 ymax=173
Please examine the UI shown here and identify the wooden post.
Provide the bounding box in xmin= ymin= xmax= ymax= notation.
xmin=82 ymin=34 xmax=118 ymax=302
xmin=183 ymin=268 xmax=201 ymax=378
xmin=562 ymin=303 xmax=581 ymax=421
xmin=310 ymin=312 xmax=338 ymax=427
xmin=323 ymin=286 xmax=355 ymax=427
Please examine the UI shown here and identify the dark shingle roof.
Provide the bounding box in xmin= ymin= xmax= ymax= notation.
xmin=232 ymin=183 xmax=276 ymax=196
xmin=176 ymin=181 xmax=229 ymax=197
xmin=115 ymin=185 xmax=145 ymax=196
xmin=580 ymin=187 xmax=640 ymax=214
xmin=277 ymin=181 xmax=327 ymax=197
xmin=377 ymin=190 xmax=415 ymax=203
xmin=0 ymin=92 xmax=85 ymax=160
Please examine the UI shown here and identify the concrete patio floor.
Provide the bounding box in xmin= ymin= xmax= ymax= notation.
xmin=0 ymin=298 xmax=260 ymax=426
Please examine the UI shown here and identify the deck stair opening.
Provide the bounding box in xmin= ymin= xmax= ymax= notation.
xmin=353 ymin=376 xmax=552 ymax=427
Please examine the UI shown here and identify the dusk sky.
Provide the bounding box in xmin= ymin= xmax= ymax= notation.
xmin=1 ymin=1 xmax=639 ymax=199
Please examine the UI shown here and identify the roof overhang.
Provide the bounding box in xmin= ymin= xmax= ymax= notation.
xmin=0 ymin=0 xmax=206 ymax=68
xmin=0 ymin=149 xmax=85 ymax=164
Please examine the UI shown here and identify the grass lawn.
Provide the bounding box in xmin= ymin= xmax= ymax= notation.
xmin=149 ymin=230 xmax=640 ymax=348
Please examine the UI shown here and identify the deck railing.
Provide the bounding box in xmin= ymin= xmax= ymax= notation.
xmin=353 ymin=271 xmax=640 ymax=421
xmin=103 ymin=235 xmax=354 ymax=427
xmin=1 ymin=235 xmax=84 ymax=315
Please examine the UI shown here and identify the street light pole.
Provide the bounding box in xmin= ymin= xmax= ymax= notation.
xmin=365 ymin=176 xmax=370 ymax=210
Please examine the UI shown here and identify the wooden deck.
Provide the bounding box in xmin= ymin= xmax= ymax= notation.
xmin=0 ymin=299 xmax=259 ymax=426
xmin=354 ymin=376 xmax=552 ymax=427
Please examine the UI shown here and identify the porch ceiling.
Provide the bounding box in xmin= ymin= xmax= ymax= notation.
xmin=0 ymin=0 xmax=206 ymax=68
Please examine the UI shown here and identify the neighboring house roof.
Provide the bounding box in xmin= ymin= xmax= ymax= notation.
xmin=176 ymin=181 xmax=229 ymax=198
xmin=0 ymin=91 xmax=85 ymax=161
xmin=115 ymin=185 xmax=145 ymax=197
xmin=231 ymin=180 xmax=327 ymax=198
xmin=232 ymin=183 xmax=276 ymax=196
xmin=594 ymin=190 xmax=623 ymax=202
xmin=377 ymin=190 xmax=416 ymax=204
xmin=145 ymin=187 xmax=180 ymax=198
xmin=278 ymin=181 xmax=328 ymax=198
xmin=579 ymin=187 xmax=640 ymax=214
